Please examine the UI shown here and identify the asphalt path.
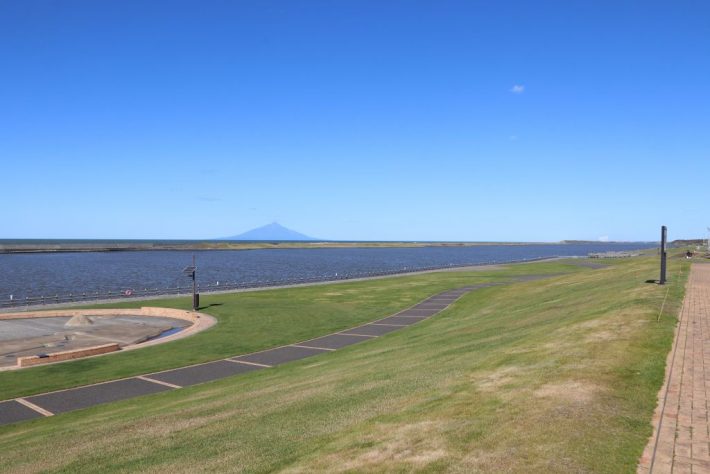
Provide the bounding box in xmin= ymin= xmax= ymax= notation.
xmin=0 ymin=272 xmax=580 ymax=426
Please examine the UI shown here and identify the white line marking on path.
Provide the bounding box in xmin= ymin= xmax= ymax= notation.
xmin=15 ymin=398 xmax=54 ymax=417
xmin=226 ymin=359 xmax=272 ymax=368
xmin=137 ymin=376 xmax=182 ymax=389
xmin=290 ymin=344 xmax=336 ymax=351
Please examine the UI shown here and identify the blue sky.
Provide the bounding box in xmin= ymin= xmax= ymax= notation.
xmin=2 ymin=1 xmax=708 ymax=241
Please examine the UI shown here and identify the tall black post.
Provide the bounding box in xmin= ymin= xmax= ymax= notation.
xmin=183 ymin=255 xmax=198 ymax=310
xmin=191 ymin=254 xmax=198 ymax=311
xmin=660 ymin=226 xmax=667 ymax=285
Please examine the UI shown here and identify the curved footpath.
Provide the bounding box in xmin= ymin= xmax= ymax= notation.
xmin=0 ymin=283 xmax=500 ymax=426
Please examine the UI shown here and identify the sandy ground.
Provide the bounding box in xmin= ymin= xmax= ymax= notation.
xmin=0 ymin=315 xmax=189 ymax=368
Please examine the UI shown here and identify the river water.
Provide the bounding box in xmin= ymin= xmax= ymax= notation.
xmin=0 ymin=243 xmax=656 ymax=301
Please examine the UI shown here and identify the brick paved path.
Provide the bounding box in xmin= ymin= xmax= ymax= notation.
xmin=640 ymin=264 xmax=710 ymax=473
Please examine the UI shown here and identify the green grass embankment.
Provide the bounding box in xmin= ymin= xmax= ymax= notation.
xmin=0 ymin=261 xmax=577 ymax=400
xmin=0 ymin=255 xmax=689 ymax=472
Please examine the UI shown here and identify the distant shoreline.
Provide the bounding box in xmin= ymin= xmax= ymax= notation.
xmin=0 ymin=240 xmax=651 ymax=254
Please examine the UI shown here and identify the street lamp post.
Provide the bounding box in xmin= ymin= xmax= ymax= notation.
xmin=183 ymin=255 xmax=198 ymax=311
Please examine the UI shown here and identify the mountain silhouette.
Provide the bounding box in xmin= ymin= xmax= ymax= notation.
xmin=220 ymin=222 xmax=318 ymax=241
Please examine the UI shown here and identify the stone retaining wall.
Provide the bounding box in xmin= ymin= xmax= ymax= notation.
xmin=17 ymin=343 xmax=120 ymax=367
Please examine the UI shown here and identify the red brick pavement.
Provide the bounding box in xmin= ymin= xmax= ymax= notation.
xmin=639 ymin=264 xmax=710 ymax=473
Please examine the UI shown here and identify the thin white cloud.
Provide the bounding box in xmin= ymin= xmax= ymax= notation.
xmin=598 ymin=235 xmax=610 ymax=242
xmin=510 ymin=84 xmax=525 ymax=94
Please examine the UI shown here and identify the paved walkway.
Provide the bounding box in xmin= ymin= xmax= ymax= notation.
xmin=640 ymin=264 xmax=710 ymax=473
xmin=0 ymin=283 xmax=498 ymax=426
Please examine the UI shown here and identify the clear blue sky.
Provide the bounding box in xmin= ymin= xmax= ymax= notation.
xmin=2 ymin=1 xmax=708 ymax=241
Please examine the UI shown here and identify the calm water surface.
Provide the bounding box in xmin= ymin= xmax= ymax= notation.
xmin=0 ymin=243 xmax=656 ymax=300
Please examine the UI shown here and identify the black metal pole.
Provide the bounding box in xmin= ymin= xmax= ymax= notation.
xmin=660 ymin=226 xmax=667 ymax=285
xmin=192 ymin=254 xmax=197 ymax=310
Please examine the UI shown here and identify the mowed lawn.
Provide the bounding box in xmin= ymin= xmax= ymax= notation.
xmin=0 ymin=261 xmax=577 ymax=400
xmin=0 ymin=255 xmax=687 ymax=472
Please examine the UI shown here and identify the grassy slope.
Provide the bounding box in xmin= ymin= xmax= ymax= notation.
xmin=0 ymin=261 xmax=576 ymax=400
xmin=0 ymin=256 xmax=688 ymax=472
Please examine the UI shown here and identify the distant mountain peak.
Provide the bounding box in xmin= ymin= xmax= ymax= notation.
xmin=220 ymin=222 xmax=318 ymax=241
